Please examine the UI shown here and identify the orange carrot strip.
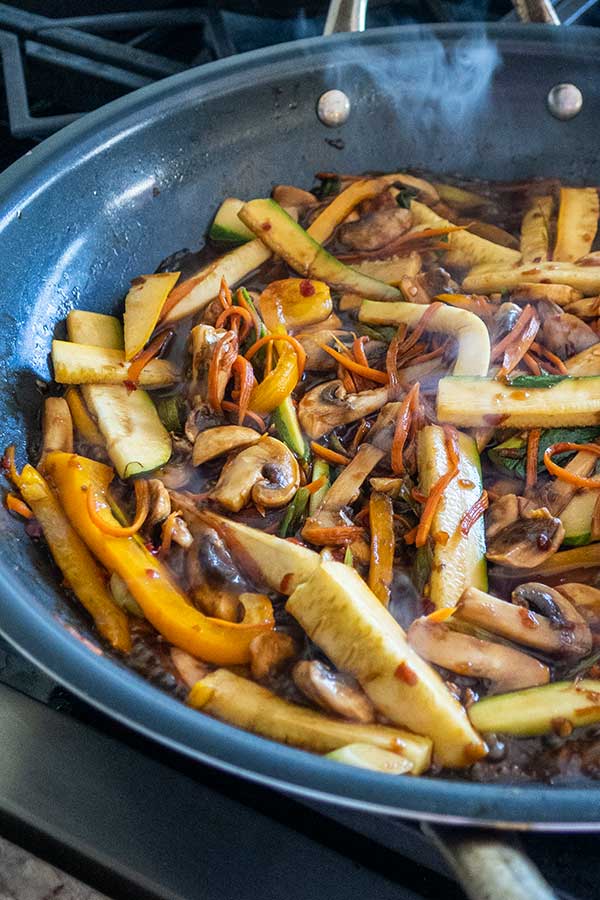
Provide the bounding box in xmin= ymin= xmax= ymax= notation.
xmin=310 ymin=442 xmax=351 ymax=466
xmin=218 ymin=275 xmax=233 ymax=311
xmin=530 ymin=341 xmax=568 ymax=375
xmin=235 ymin=288 xmax=262 ymax=340
xmin=86 ymin=479 xmax=149 ymax=538
xmin=128 ymin=330 xmax=172 ymax=385
xmin=245 ymin=333 xmax=306 ymax=380
xmin=6 ymin=492 xmax=33 ymax=519
xmin=544 ymin=442 xmax=600 ymax=489
xmin=391 ymin=382 xmax=420 ymax=475
xmin=159 ymin=262 xmax=219 ymax=321
xmin=221 ymin=400 xmax=266 ymax=431
xmin=495 ymin=307 xmax=540 ymax=378
xmin=207 ymin=332 xmax=232 ymax=414
xmin=320 ymin=344 xmax=388 ymax=385
xmin=352 ymin=335 xmax=370 ymax=369
xmin=522 ymin=352 xmax=542 ymax=375
xmin=215 ymin=305 xmax=253 ymax=341
xmin=492 ymin=305 xmax=537 ymax=362
xmin=231 ymin=355 xmax=256 ymax=426
xmin=427 ymin=606 xmax=457 ymax=623
xmin=398 ymin=302 xmax=442 ymax=358
xmin=415 ymin=425 xmax=460 ymax=548
xmin=460 ymin=490 xmax=489 ymax=537
xmin=305 ymin=475 xmax=327 ymax=496
xmin=526 ymin=429 xmax=541 ymax=492
xmin=159 ymin=509 xmax=182 ymax=557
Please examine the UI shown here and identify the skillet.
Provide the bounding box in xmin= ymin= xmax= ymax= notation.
xmin=0 ymin=0 xmax=599 ymax=855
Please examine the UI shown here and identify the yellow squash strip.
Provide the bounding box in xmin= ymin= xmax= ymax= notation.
xmin=368 ymin=491 xmax=395 ymax=606
xmin=307 ymin=178 xmax=388 ymax=244
xmin=189 ymin=669 xmax=432 ymax=773
xmin=45 ymin=452 xmax=274 ymax=665
xmin=123 ymin=272 xmax=180 ymax=360
xmin=410 ymin=200 xmax=521 ymax=268
xmin=359 ymin=299 xmax=490 ymax=376
xmin=463 ymin=261 xmax=600 ymax=296
xmin=553 ymin=187 xmax=599 ymax=262
xmin=52 ymin=340 xmax=179 ymax=387
xmin=15 ymin=463 xmax=130 ymax=653
xmin=520 ymin=195 xmax=553 ymax=263
xmin=65 ymin=388 xmax=104 ymax=446
xmin=258 ymin=278 xmax=332 ymax=332
xmin=286 ymin=560 xmax=486 ymax=768
xmin=417 ymin=425 xmax=487 ymax=609
xmin=566 ymin=344 xmax=600 ymax=376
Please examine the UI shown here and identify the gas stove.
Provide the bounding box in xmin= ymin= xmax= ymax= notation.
xmin=1 ymin=3 xmax=600 ymax=899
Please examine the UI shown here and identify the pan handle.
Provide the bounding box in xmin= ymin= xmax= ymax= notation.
xmin=422 ymin=825 xmax=559 ymax=900
xmin=323 ymin=0 xmax=367 ymax=34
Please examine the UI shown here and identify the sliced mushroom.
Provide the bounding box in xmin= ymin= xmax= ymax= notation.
xmin=319 ymin=443 xmax=384 ymax=513
xmin=564 ymin=296 xmax=600 ymax=319
xmin=368 ymin=402 xmax=403 ymax=454
xmin=556 ymin=583 xmax=600 ymax=635
xmin=295 ymin=329 xmax=352 ymax=372
xmin=511 ymin=583 xmax=592 ymax=658
xmin=457 ymin=585 xmax=592 ymax=658
xmin=186 ymin=522 xmax=250 ymax=621
xmin=292 ymin=660 xmax=375 ymax=723
xmin=298 ymin=379 xmax=390 ymax=440
xmin=209 ymin=436 xmax=300 ymax=512
xmin=540 ymin=448 xmax=600 ymax=516
xmin=147 ymin=478 xmax=171 ymax=528
xmin=188 ymin=323 xmax=237 ymax=408
xmin=249 ymin=632 xmax=298 ymax=681
xmin=408 ymin=618 xmax=549 ymax=693
xmin=170 ymin=646 xmax=211 ymax=688
xmin=400 ymin=275 xmax=430 ymax=305
xmin=193 ymin=425 xmax=261 ymax=467
xmin=185 ymin=402 xmax=222 ymax=444
xmin=272 ymin=184 xmax=317 ymax=213
xmin=169 ymin=515 xmax=193 ymax=549
xmin=338 ymin=207 xmax=412 ymax=251
xmin=485 ymin=494 xmax=564 ymax=568
xmin=541 ymin=313 xmax=599 ymax=361
xmin=417 ymin=266 xmax=459 ymax=298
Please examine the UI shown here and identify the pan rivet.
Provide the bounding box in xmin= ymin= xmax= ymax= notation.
xmin=547 ymin=83 xmax=583 ymax=120
xmin=317 ymin=90 xmax=351 ymax=127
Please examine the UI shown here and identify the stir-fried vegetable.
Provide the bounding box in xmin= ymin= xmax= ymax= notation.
xmin=10 ymin=170 xmax=600 ymax=784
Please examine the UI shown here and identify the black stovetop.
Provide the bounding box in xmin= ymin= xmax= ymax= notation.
xmin=1 ymin=3 xmax=600 ymax=899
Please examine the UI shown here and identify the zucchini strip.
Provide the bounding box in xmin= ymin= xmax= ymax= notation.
xmin=359 ymin=299 xmax=490 ymax=376
xmin=410 ymin=201 xmax=521 ymax=268
xmin=520 ymin=195 xmax=553 ymax=263
xmin=463 ymin=261 xmax=600 ymax=295
xmin=438 ymin=376 xmax=600 ymax=428
xmin=52 ymin=340 xmax=178 ymax=387
xmin=469 ymin=680 xmax=600 ymax=736
xmin=189 ymin=669 xmax=432 ymax=773
xmin=554 ymin=187 xmax=599 ymax=262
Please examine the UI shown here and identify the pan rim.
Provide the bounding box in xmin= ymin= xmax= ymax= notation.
xmin=1 ymin=21 xmax=600 ymax=826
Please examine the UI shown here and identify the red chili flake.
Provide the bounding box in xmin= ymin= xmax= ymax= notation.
xmin=123 ymin=380 xmax=137 ymax=393
xmin=299 ymin=279 xmax=316 ymax=297
xmin=280 ymin=573 xmax=293 ymax=594
xmin=145 ymin=569 xmax=159 ymax=579
xmin=394 ymin=662 xmax=418 ymax=685
xmin=261 ymin=221 xmax=272 ymax=231
xmin=145 ymin=541 xmax=160 ymax=557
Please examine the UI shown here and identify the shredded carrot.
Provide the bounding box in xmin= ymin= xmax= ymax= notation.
xmin=6 ymin=492 xmax=33 ymax=519
xmin=460 ymin=490 xmax=489 ymax=537
xmin=305 ymin=475 xmax=327 ymax=495
xmin=544 ymin=442 xmax=600 ymax=489
xmin=217 ymin=275 xmax=233 ymax=311
xmin=494 ymin=306 xmax=540 ymax=378
xmin=128 ymin=329 xmax=172 ymax=385
xmin=320 ymin=344 xmax=388 ymax=385
xmin=338 ymin=364 xmax=357 ymax=393
xmin=235 ymin=288 xmax=262 ymax=341
xmin=403 ymin=526 xmax=418 ymax=544
xmin=350 ymin=418 xmax=372 ymax=452
xmin=231 ymin=355 xmax=256 ymax=426
xmin=391 ymin=383 xmax=420 ymax=475
xmin=427 ymin=606 xmax=457 ymax=623
xmin=159 ymin=261 xmax=219 ymax=321
xmin=86 ymin=479 xmax=149 ymax=538
xmin=2 ymin=445 xmax=19 ymax=484
xmin=415 ymin=425 xmax=460 ymax=548
xmin=159 ymin=509 xmax=182 ymax=557
xmin=310 ymin=442 xmax=351 ymax=466
xmin=522 ymin=351 xmax=542 ymax=375
xmin=526 ymin=429 xmax=542 ymax=491
xmin=215 ymin=305 xmax=253 ymax=341
xmin=207 ymin=332 xmax=237 ymax=413
xmin=592 ymin=492 xmax=600 ymax=542
xmin=301 ymin=521 xmax=364 ymax=545
xmin=398 ymin=302 xmax=442 ymax=359
xmin=385 ymin=334 xmax=402 ymax=390
xmin=529 ymin=341 xmax=568 ymax=375
xmin=412 ymin=487 xmax=428 ymax=503
xmin=245 ymin=333 xmax=306 ymax=380
xmin=337 ymin=226 xmax=466 ymax=261
xmin=221 ymin=400 xmax=266 ymax=430
xmin=403 ymin=343 xmax=448 ymax=368
xmin=352 ymin=335 xmax=370 ymax=369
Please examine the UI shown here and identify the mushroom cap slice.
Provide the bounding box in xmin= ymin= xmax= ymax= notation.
xmin=193 ymin=425 xmax=261 ymax=466
xmin=408 ymin=618 xmax=550 ymax=693
xmin=209 ymin=436 xmax=300 ymax=512
xmin=292 ymin=660 xmax=375 ymax=724
xmin=298 ymin=379 xmax=390 ymax=440
xmin=485 ymin=495 xmax=564 ymax=568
